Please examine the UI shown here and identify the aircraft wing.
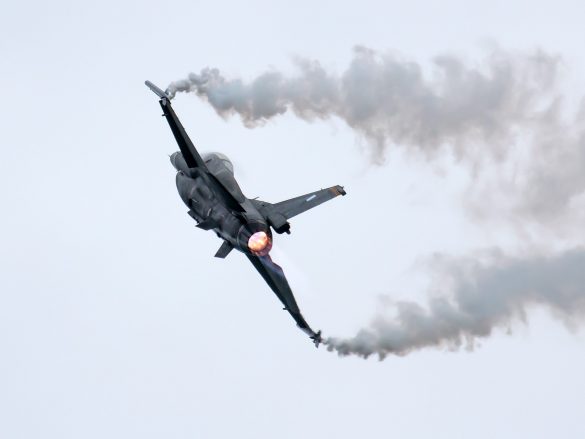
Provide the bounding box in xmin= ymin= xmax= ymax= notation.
xmin=145 ymin=80 xmax=207 ymax=169
xmin=247 ymin=254 xmax=322 ymax=346
xmin=271 ymin=185 xmax=346 ymax=221
xmin=146 ymin=81 xmax=245 ymax=213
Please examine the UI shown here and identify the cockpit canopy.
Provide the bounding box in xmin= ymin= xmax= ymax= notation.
xmin=202 ymin=152 xmax=234 ymax=173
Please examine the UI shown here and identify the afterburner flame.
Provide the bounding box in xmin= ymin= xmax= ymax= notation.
xmin=248 ymin=231 xmax=272 ymax=256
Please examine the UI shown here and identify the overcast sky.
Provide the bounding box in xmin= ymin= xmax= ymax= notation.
xmin=1 ymin=1 xmax=585 ymax=438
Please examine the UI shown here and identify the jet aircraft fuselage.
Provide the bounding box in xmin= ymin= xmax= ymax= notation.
xmin=172 ymin=150 xmax=274 ymax=258
xmin=145 ymin=80 xmax=346 ymax=346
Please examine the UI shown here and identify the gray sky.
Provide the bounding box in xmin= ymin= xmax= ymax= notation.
xmin=1 ymin=1 xmax=584 ymax=438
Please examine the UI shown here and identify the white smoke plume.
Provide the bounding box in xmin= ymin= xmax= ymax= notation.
xmin=168 ymin=48 xmax=585 ymax=358
xmin=324 ymin=248 xmax=585 ymax=359
xmin=463 ymin=100 xmax=585 ymax=227
xmin=167 ymin=47 xmax=585 ymax=223
xmin=167 ymin=46 xmax=560 ymax=163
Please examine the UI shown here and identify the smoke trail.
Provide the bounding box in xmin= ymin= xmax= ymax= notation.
xmin=168 ymin=46 xmax=585 ymax=224
xmin=168 ymin=49 xmax=585 ymax=357
xmin=459 ymin=98 xmax=585 ymax=228
xmin=167 ymin=46 xmax=560 ymax=162
xmin=324 ymin=248 xmax=585 ymax=359
xmin=505 ymin=106 xmax=585 ymax=223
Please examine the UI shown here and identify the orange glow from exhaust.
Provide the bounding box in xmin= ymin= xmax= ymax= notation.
xmin=248 ymin=231 xmax=271 ymax=255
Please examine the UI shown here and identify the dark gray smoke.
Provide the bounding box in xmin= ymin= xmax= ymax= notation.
xmin=167 ymin=47 xmax=560 ymax=162
xmin=324 ymin=248 xmax=585 ymax=359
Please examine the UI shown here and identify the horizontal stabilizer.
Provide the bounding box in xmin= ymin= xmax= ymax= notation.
xmin=272 ymin=185 xmax=346 ymax=221
xmin=253 ymin=185 xmax=346 ymax=232
xmin=214 ymin=241 xmax=233 ymax=258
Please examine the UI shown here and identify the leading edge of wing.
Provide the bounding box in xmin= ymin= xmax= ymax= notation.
xmin=270 ymin=185 xmax=346 ymax=221
xmin=246 ymin=254 xmax=321 ymax=345
xmin=145 ymin=80 xmax=207 ymax=170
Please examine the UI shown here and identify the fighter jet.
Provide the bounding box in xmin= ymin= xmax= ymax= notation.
xmin=145 ymin=80 xmax=346 ymax=347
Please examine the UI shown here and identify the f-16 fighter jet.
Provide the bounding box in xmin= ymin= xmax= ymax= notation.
xmin=145 ymin=80 xmax=346 ymax=347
